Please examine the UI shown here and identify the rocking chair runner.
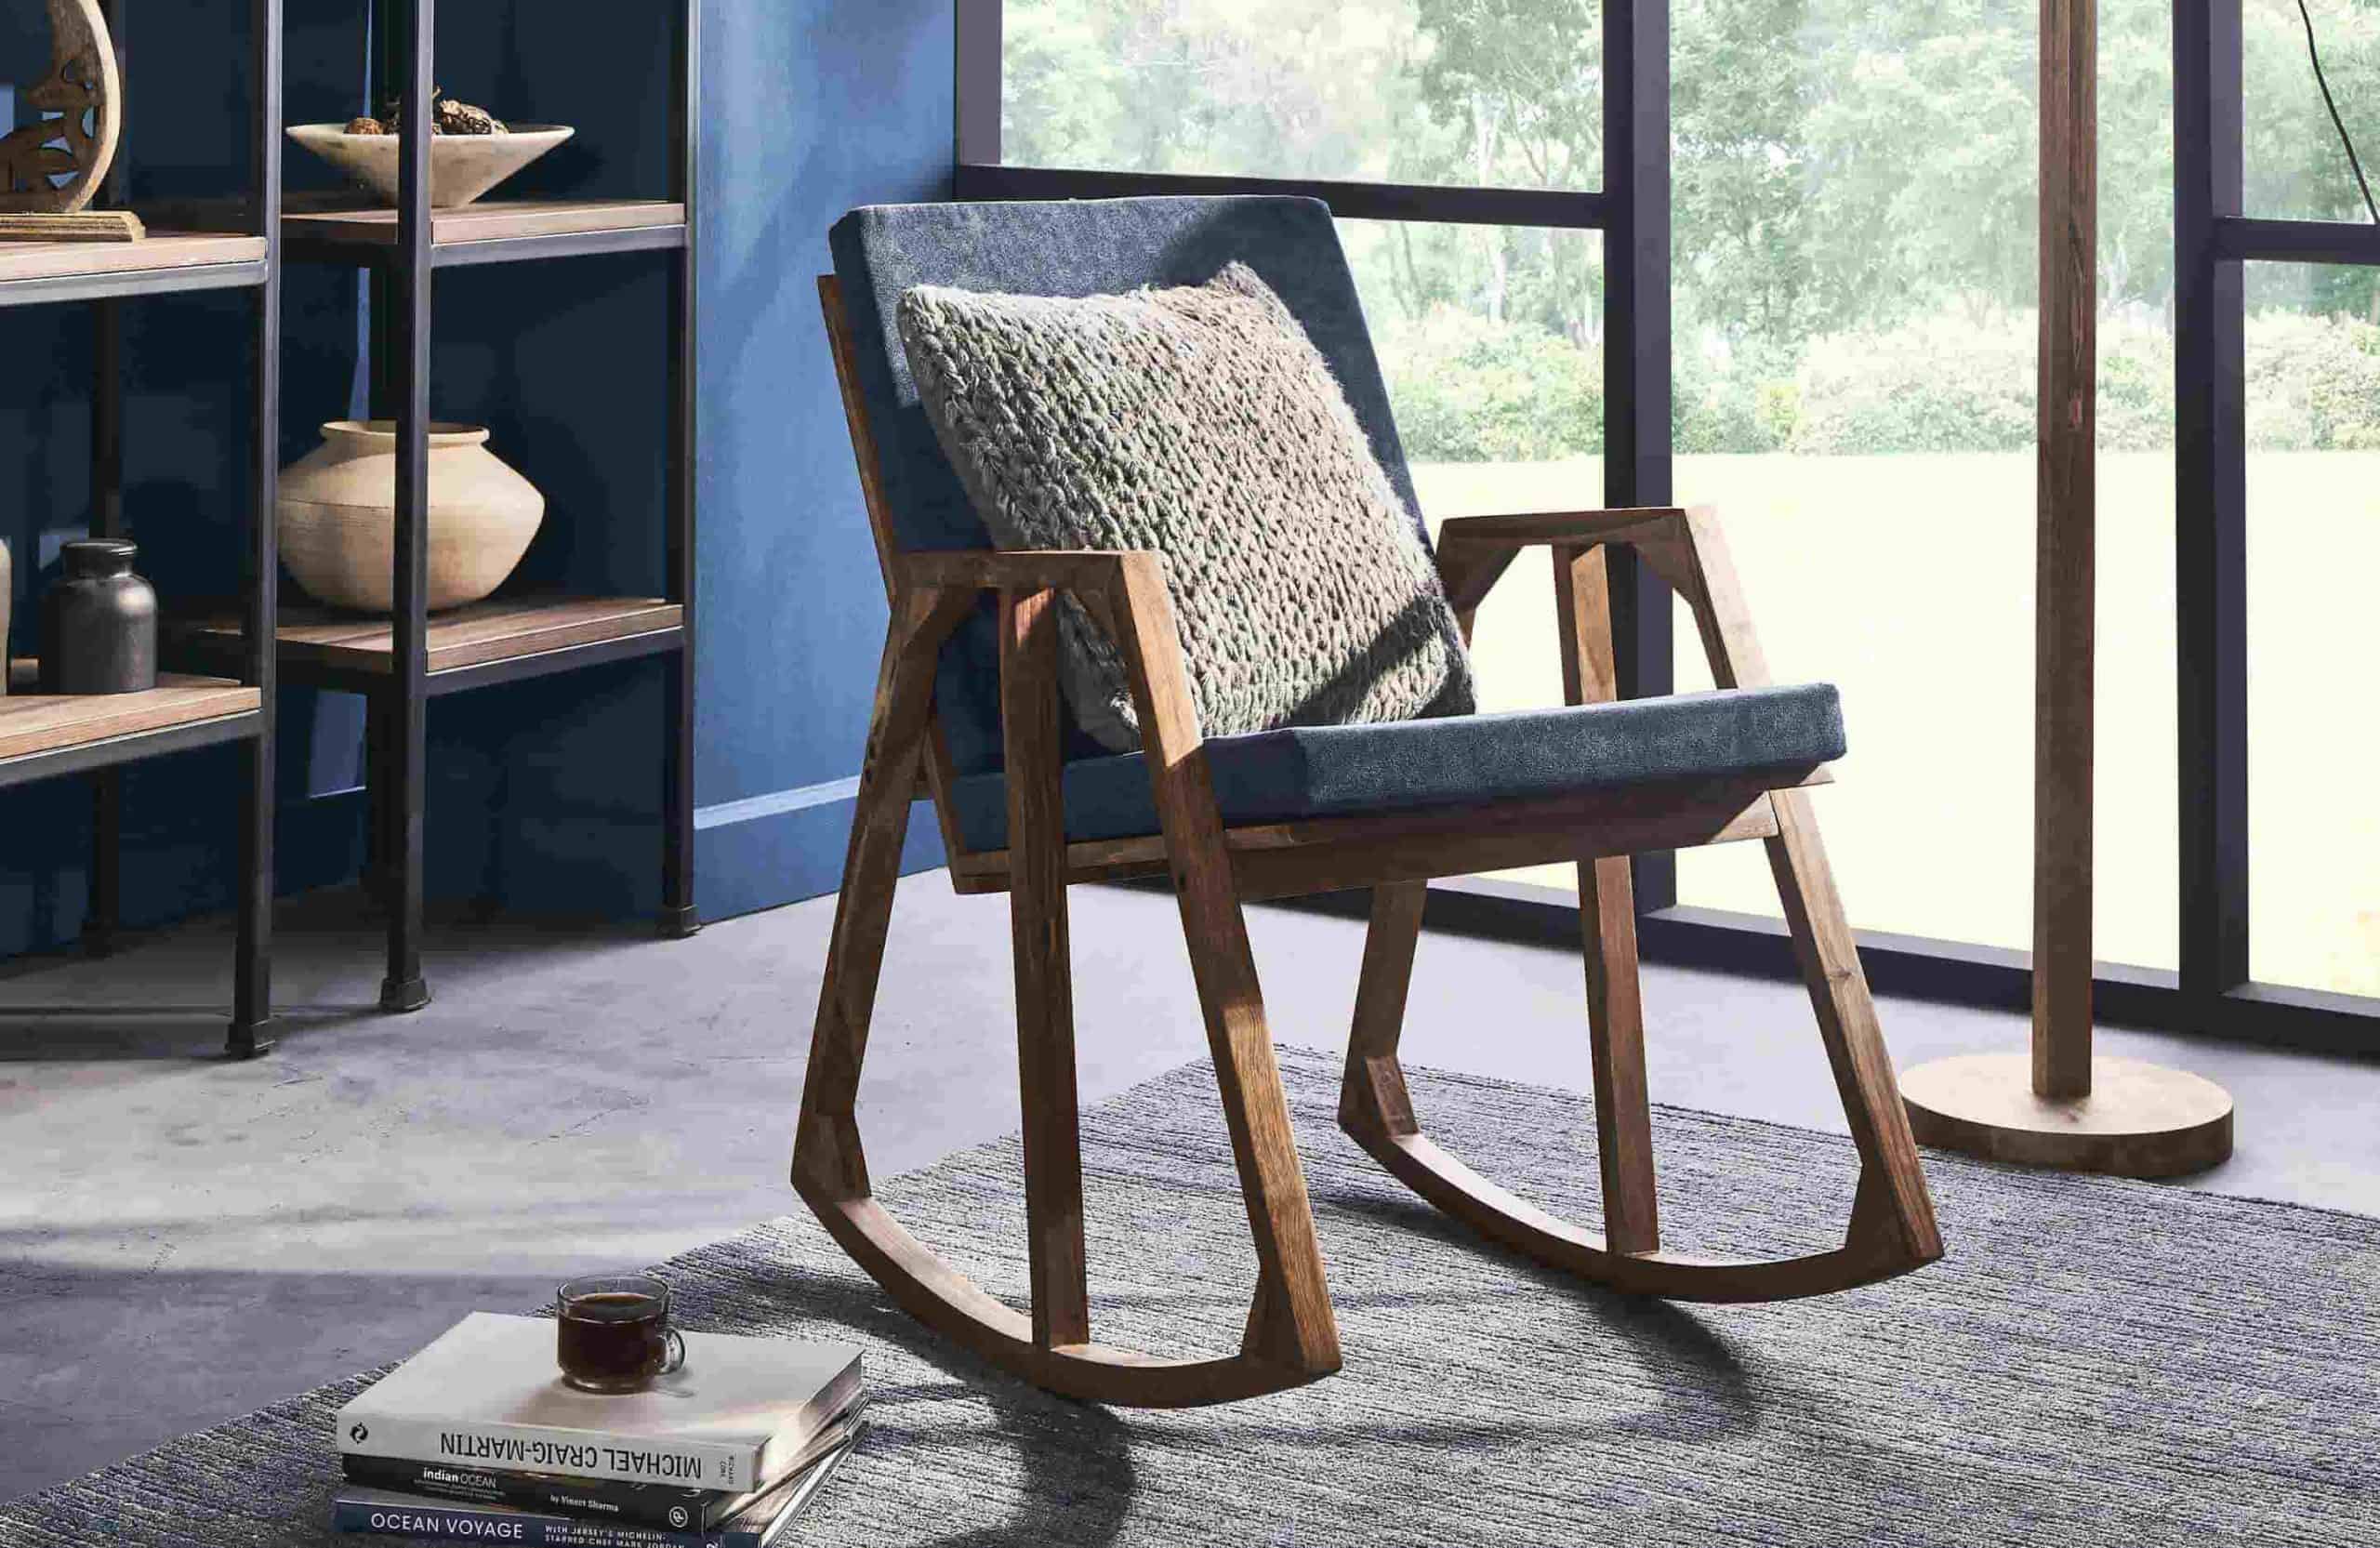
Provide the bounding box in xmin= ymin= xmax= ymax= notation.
xmin=797 ymin=196 xmax=1943 ymax=1409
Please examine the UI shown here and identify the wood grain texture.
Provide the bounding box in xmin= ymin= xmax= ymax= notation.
xmin=1436 ymin=507 xmax=1691 ymax=549
xmin=790 ymin=586 xmax=1316 ymax=1404
xmin=168 ymin=595 xmax=681 ymax=677
xmin=1226 ymin=792 xmax=1783 ymax=902
xmin=1673 ymin=506 xmax=1772 ymax=690
xmin=1340 ymin=881 xmax=1428 ymax=1144
xmin=794 ymin=586 xmax=973 ymax=1207
xmin=1895 ymin=0 xmax=2215 ymax=1183
xmin=1765 ymin=789 xmax=1944 ymax=1264
xmin=1435 ymin=542 xmax=1520 ymax=639
xmin=0 ymin=232 xmax=262 ymax=284
xmin=0 ymin=668 xmax=257 ymax=761
xmin=2035 ymin=0 xmax=2097 ymax=1098
xmin=1667 ymin=508 xmax=1939 ymax=1260
xmin=802 ymin=1192 xmax=1342 ymax=1407
xmin=901 ymin=549 xmax=1146 ymax=595
xmin=947 ymin=771 xmax=1817 ymax=899
xmin=792 ymin=572 xmax=1342 ymax=1403
xmin=1267 ymin=763 xmax=1816 ymax=843
xmin=999 ymin=587 xmax=1091 ymax=1349
xmin=1100 ymin=555 xmax=1342 ymax=1381
xmin=789 ymin=377 xmax=1342 ymax=1397
xmin=0 ymin=210 xmax=142 ymax=241
xmin=280 ymin=196 xmax=685 ymax=246
xmin=1436 ymin=508 xmax=1685 ymax=628
xmin=1324 ymin=500 xmax=1942 ymax=1299
xmin=1344 ymin=1126 xmax=1937 ymax=1302
xmin=813 ymin=268 xmax=1939 ymax=1376
xmin=1903 ymin=1052 xmax=2232 ymax=1178
xmin=818 ymin=274 xmax=973 ymax=868
xmin=1554 ymin=544 xmax=1659 ymax=1256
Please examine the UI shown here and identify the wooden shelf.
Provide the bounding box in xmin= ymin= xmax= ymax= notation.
xmin=0 ymin=232 xmax=270 ymax=306
xmin=168 ymin=595 xmax=684 ymax=692
xmin=281 ymin=197 xmax=687 ymax=267
xmin=0 ymin=664 xmax=259 ymax=772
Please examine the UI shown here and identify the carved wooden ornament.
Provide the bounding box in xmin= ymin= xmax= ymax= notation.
xmin=0 ymin=0 xmax=123 ymax=214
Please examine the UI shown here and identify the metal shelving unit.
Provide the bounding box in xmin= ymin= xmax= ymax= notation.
xmin=0 ymin=0 xmax=281 ymax=1055
xmin=237 ymin=0 xmax=698 ymax=1011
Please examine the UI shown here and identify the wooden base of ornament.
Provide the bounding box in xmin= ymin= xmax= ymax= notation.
xmin=1901 ymin=1052 xmax=2234 ymax=1179
xmin=0 ymin=210 xmax=146 ymax=242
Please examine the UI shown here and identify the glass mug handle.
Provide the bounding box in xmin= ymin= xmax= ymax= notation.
xmin=658 ymin=1328 xmax=686 ymax=1376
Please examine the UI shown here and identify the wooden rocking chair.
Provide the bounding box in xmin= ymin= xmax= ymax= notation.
xmin=797 ymin=197 xmax=1943 ymax=1409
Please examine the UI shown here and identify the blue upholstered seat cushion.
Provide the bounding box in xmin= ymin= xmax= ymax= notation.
xmin=946 ymin=682 xmax=1846 ymax=851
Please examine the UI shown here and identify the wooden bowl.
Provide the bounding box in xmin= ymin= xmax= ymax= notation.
xmin=285 ymin=124 xmax=575 ymax=209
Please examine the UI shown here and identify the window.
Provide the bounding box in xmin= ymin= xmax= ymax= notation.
xmin=1344 ymin=218 xmax=1607 ymax=721
xmin=2244 ymin=262 xmax=2380 ymax=998
xmin=2244 ymin=0 xmax=2380 ymax=221
xmin=1000 ymin=0 xmax=1601 ymax=192
xmin=977 ymin=0 xmax=2380 ymax=1048
xmin=1653 ymin=0 xmax=2177 ymax=965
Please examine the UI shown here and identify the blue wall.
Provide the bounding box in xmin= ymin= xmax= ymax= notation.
xmin=690 ymin=1 xmax=953 ymax=918
xmin=0 ymin=3 xmax=952 ymax=961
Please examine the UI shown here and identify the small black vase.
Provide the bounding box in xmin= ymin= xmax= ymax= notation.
xmin=40 ymin=539 xmax=158 ymax=695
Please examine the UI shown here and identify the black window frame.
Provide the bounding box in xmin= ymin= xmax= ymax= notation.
xmin=952 ymin=0 xmax=2380 ymax=1057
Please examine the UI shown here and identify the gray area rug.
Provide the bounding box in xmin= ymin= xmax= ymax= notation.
xmin=7 ymin=1047 xmax=2376 ymax=1546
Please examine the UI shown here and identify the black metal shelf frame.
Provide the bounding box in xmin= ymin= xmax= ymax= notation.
xmin=0 ymin=0 xmax=282 ymax=1056
xmin=2166 ymin=0 xmax=2379 ymax=1051
xmin=954 ymin=0 xmax=2380 ymax=1057
xmin=351 ymin=0 xmax=700 ymax=1013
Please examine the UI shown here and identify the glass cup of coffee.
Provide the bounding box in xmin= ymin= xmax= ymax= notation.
xmin=555 ymin=1274 xmax=687 ymax=1394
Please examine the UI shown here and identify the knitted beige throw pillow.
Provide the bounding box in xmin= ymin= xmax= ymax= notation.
xmin=897 ymin=263 xmax=1475 ymax=753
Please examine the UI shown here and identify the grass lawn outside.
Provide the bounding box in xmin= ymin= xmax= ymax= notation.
xmin=1408 ymin=450 xmax=2378 ymax=1001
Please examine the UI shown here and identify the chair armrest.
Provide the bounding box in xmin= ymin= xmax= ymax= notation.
xmin=946 ymin=546 xmax=1237 ymax=878
xmin=892 ymin=546 xmax=1196 ymax=750
xmin=1433 ymin=508 xmax=1691 ymax=616
xmin=897 ymin=547 xmax=1161 ymax=601
xmin=892 ymin=548 xmax=1222 ymax=841
xmin=1435 ymin=505 xmax=1772 ymax=693
xmin=1435 ymin=507 xmax=1691 ymax=553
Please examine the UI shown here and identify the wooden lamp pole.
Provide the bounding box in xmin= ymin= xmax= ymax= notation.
xmin=1898 ymin=0 xmax=2234 ymax=1177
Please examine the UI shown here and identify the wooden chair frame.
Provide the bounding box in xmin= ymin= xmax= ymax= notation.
xmin=795 ymin=276 xmax=1944 ymax=1408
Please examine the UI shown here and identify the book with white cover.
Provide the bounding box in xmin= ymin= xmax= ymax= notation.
xmin=336 ymin=1313 xmax=864 ymax=1493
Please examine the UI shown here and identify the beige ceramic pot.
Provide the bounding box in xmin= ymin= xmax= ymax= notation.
xmin=278 ymin=420 xmax=544 ymax=614
xmin=285 ymin=124 xmax=574 ymax=208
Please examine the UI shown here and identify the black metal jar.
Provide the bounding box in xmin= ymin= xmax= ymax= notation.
xmin=40 ymin=539 xmax=158 ymax=695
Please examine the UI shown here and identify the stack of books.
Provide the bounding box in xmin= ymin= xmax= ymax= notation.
xmin=330 ymin=1313 xmax=866 ymax=1548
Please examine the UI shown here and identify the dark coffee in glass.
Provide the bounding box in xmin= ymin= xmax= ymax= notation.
xmin=555 ymin=1275 xmax=685 ymax=1393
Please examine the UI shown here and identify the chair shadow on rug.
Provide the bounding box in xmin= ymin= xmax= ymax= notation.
xmin=718 ymin=1261 xmax=1140 ymax=1548
xmin=1314 ymin=1180 xmax=1759 ymax=1442
xmin=797 ymin=194 xmax=1945 ymax=1409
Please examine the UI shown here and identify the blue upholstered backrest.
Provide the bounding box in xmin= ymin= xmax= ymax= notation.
xmin=827 ymin=196 xmax=1429 ymax=781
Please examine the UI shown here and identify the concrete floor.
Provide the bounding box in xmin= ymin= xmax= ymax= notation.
xmin=5 ymin=877 xmax=2376 ymax=1503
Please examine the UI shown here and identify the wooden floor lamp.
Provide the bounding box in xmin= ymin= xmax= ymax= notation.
xmin=1898 ymin=0 xmax=2234 ymax=1178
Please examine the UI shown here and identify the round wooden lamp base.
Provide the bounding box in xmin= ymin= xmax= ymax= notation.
xmin=1900 ymin=1052 xmax=2234 ymax=1179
